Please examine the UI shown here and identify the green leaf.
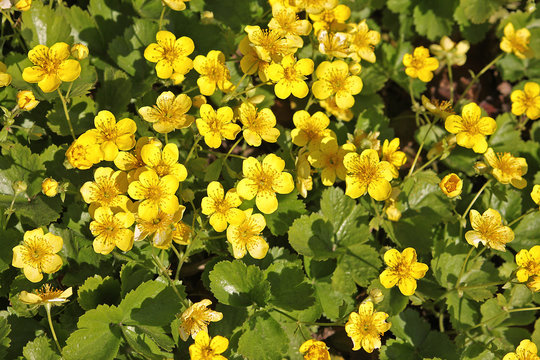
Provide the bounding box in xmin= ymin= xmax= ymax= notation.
xmin=453 ymin=4 xmax=490 ymax=44
xmin=209 ymin=260 xmax=271 ymax=307
xmin=119 ymin=261 xmax=154 ymax=297
xmin=446 ymin=292 xmax=479 ymax=330
xmin=20 ymin=1 xmax=72 ymax=47
xmin=511 ymin=212 xmax=540 ymax=250
xmin=203 ymin=159 xmax=223 ymax=182
xmin=390 ymin=309 xmax=430 ymax=346
xmin=237 ymin=311 xmax=289 ymax=360
xmin=94 ymin=68 xmax=132 ymax=114
xmin=265 ymin=263 xmax=315 ymax=311
xmin=0 ymin=143 xmax=45 ymax=197
xmin=264 ymin=192 xmax=306 ymax=236
xmin=480 ymin=298 xmax=508 ymax=328
xmin=120 ymin=325 xmax=172 ymax=360
xmin=458 ymin=0 xmax=503 ymax=24
xmin=0 ymin=317 xmax=11 ymax=360
xmin=413 ymin=0 xmax=456 ymax=41
xmin=78 ymin=275 xmax=121 ymax=311
xmin=481 ymin=186 xmax=522 ymax=223
xmin=47 ymin=96 xmax=96 ymax=137
xmin=359 ymin=64 xmax=388 ymax=95
xmin=488 ymin=113 xmax=524 ymax=153
xmin=23 ymin=336 xmax=59 ymax=360
xmin=288 ymin=214 xmax=334 ymax=260
xmin=336 ymin=243 xmax=381 ymax=287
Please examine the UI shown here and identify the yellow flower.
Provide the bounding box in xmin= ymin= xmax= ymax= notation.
xmin=139 ymin=92 xmax=194 ymax=133
xmin=244 ymin=25 xmax=299 ymax=63
xmin=308 ymin=136 xmax=353 ymax=186
xmin=465 ymin=209 xmax=514 ymax=251
xmin=65 ymin=132 xmax=103 ymax=170
xmin=172 ymin=220 xmax=192 ymax=246
xmin=236 ymin=154 xmax=295 ymax=214
xmin=348 ymin=129 xmax=380 ymax=151
xmin=345 ymin=301 xmax=391 ymax=353
xmin=0 ymin=61 xmax=12 ymax=87
xmin=296 ymin=147 xmax=313 ymax=198
xmin=22 ymin=43 xmax=81 ymax=93
xmin=379 ymin=247 xmax=428 ymax=296
xmin=484 ymin=148 xmax=528 ymax=189
xmin=70 ymin=43 xmax=89 ymax=60
xmin=511 ymin=82 xmax=540 ymax=120
xmin=299 ymin=339 xmax=330 ymax=360
xmin=196 ymin=104 xmax=241 ymax=149
xmin=193 ymin=50 xmax=234 ymax=96
xmin=402 ymin=46 xmax=439 ymax=82
xmin=16 ymin=90 xmax=39 ymax=111
xmin=238 ymin=102 xmax=280 ymax=147
xmin=86 ymin=111 xmax=137 ymax=161
xmin=201 ymin=182 xmax=245 ymax=232
xmin=127 ymin=169 xmax=180 ymax=221
xmin=163 ymin=0 xmax=190 ymax=11
xmin=141 ymin=143 xmax=187 ymax=181
xmin=89 ymin=207 xmax=134 ymax=254
xmin=267 ymin=54 xmax=314 ymax=99
xmin=15 ymin=0 xmax=32 ymax=11
xmin=80 ymin=167 xmax=129 ymax=210
xmin=347 ymin=20 xmax=381 ymax=63
xmin=503 ymin=340 xmax=539 ymax=360
xmin=422 ymin=95 xmax=455 ymax=120
xmin=343 ymin=149 xmax=393 ymax=201
xmin=19 ymin=284 xmax=72 ymax=307
xmin=500 ymin=23 xmax=532 ymax=59
xmin=309 ymin=4 xmax=350 ymax=34
xmin=515 ymin=246 xmax=540 ymax=291
xmin=317 ymin=30 xmax=350 ymax=58
xmin=444 ymin=102 xmax=496 ymax=154
xmin=320 ymin=97 xmax=353 ymax=121
xmin=114 ymin=137 xmax=162 ymax=176
xmin=226 ymin=208 xmax=268 ymax=259
xmin=532 ymin=185 xmax=540 ymax=209
xmin=144 ymin=31 xmax=194 ymax=79
xmin=12 ymin=228 xmax=63 ymax=283
xmin=42 ymin=178 xmax=59 ymax=197
xmin=384 ymin=187 xmax=402 ymax=222
xmin=295 ymin=0 xmax=337 ymax=14
xmin=268 ymin=4 xmax=312 ymax=47
xmin=439 ymin=173 xmax=462 ymax=198
xmin=312 ymin=60 xmax=363 ymax=109
xmin=291 ymin=110 xmax=333 ymax=150
xmin=134 ymin=207 xmax=186 ymax=248
xmin=179 ymin=299 xmax=223 ymax=341
xmin=238 ymin=36 xmax=270 ymax=82
xmin=381 ymin=138 xmax=406 ymax=177
xmin=189 ymin=331 xmax=228 ymax=360
xmin=429 ymin=36 xmax=469 ymax=67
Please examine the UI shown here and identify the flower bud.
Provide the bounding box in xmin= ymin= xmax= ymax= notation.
xmin=71 ymin=44 xmax=89 ymax=60
xmin=12 ymin=180 xmax=27 ymax=194
xmin=17 ymin=90 xmax=39 ymax=111
xmin=170 ymin=72 xmax=185 ymax=85
xmin=0 ymin=61 xmax=12 ymax=87
xmin=42 ymin=178 xmax=59 ymax=197
xmin=369 ymin=288 xmax=384 ymax=304
xmin=180 ymin=188 xmax=194 ymax=202
xmin=473 ymin=161 xmax=489 ymax=175
xmin=201 ymin=11 xmax=214 ymax=24
xmin=192 ymin=95 xmax=207 ymax=108
xmin=385 ymin=204 xmax=401 ymax=222
xmin=439 ymin=173 xmax=462 ymax=198
xmin=15 ymin=0 xmax=31 ymax=11
xmin=349 ymin=61 xmax=361 ymax=75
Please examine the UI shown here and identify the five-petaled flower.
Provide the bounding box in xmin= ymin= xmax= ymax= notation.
xmin=381 ymin=138 xmax=406 ymax=178
xmin=144 ymin=31 xmax=194 ymax=80
xmin=465 ymin=208 xmax=514 ymax=251
xmin=515 ymin=246 xmax=540 ymax=292
xmin=140 ymin=143 xmax=188 ymax=181
xmin=379 ymin=247 xmax=428 ymax=296
xmin=345 ymin=301 xmax=391 ymax=353
xmin=19 ymin=284 xmax=72 ymax=308
xmin=80 ymin=167 xmax=129 ymax=210
xmin=201 ymin=181 xmax=245 ymax=232
xmin=226 ymin=208 xmax=268 ymax=259
xmin=291 ymin=110 xmax=333 ymax=150
xmin=139 ymin=92 xmax=194 ymax=133
xmin=511 ymin=82 xmax=540 ymax=120
xmin=267 ymin=54 xmax=314 ymax=99
xmin=189 ymin=331 xmax=228 ymax=360
xmin=299 ymin=339 xmax=330 ymax=360
xmin=312 ymin=60 xmax=363 ymax=109
xmin=484 ymin=148 xmax=528 ymax=189
xmin=308 ymin=136 xmax=354 ymax=186
xmin=179 ymin=299 xmax=223 ymax=341
xmin=89 ymin=207 xmax=135 ymax=254
xmin=193 ymin=50 xmax=234 ymax=96
xmin=439 ymin=173 xmax=463 ymax=198
xmin=238 ymin=102 xmax=280 ymax=147
xmin=65 ymin=131 xmax=103 ymax=170
xmin=86 ymin=110 xmax=137 ymax=161
xmin=445 ymin=103 xmax=496 ymax=154
xmin=502 ymin=339 xmax=539 ymax=360
xmin=402 ymin=46 xmax=439 ymax=82
xmin=500 ymin=23 xmax=532 ymax=59
xmin=348 ymin=20 xmax=381 ymax=63
xmin=196 ymin=104 xmax=241 ymax=148
xmin=343 ymin=149 xmax=394 ymax=201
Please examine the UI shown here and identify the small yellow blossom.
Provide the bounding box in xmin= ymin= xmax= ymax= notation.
xmin=65 ymin=132 xmax=103 ymax=170
xmin=500 ymin=23 xmax=532 ymax=59
xmin=269 ymin=4 xmax=312 ymax=46
xmin=134 ymin=207 xmax=185 ymax=248
xmin=87 ymin=110 xmax=137 ymax=161
xmin=320 ymin=96 xmax=353 ymax=122
xmin=196 ymin=104 xmax=241 ymax=149
xmin=347 ymin=20 xmax=381 ymax=63
xmin=439 ymin=173 xmax=462 ymax=198
xmin=381 ymin=138 xmax=406 ymax=178
xmin=296 ymin=147 xmax=313 ymax=198
xmin=89 ymin=207 xmax=134 ymax=254
xmin=163 ymin=0 xmax=190 ymax=11
xmin=345 ymin=301 xmax=391 ymax=353
xmin=347 ymin=129 xmax=380 ymax=151
xmin=226 ymin=208 xmax=268 ymax=259
xmin=309 ymin=4 xmax=350 ymax=34
xmin=429 ymin=36 xmax=469 ymax=67
xmin=201 ymin=182 xmax=245 ymax=232
xmin=127 ymin=169 xmax=180 ymax=221
xmin=511 ymin=82 xmax=540 ymax=120
xmin=114 ymin=137 xmax=162 ymax=178
xmin=193 ymin=50 xmax=234 ymax=95
xmin=16 ymin=90 xmax=39 ymax=111
xmin=379 ymin=247 xmax=428 ymax=296
xmin=295 ymin=0 xmax=337 ymax=14
xmin=484 ymin=148 xmax=528 ymax=189
xmin=503 ymin=339 xmax=539 ymax=360
xmin=80 ymin=167 xmax=129 ymax=210
xmin=70 ymin=43 xmax=89 ymax=60
xmin=238 ymin=36 xmax=270 ymax=82
xmin=192 ymin=95 xmax=207 ymax=108
xmin=172 ymin=220 xmax=192 ymax=246
xmin=0 ymin=61 xmax=12 ymax=87
xmin=422 ymin=96 xmax=455 ymax=120
xmin=532 ymin=185 xmax=540 ymax=209
xmin=179 ymin=299 xmax=223 ymax=341
xmin=267 ymin=54 xmax=314 ymax=99
xmin=139 ymin=92 xmax=194 ymax=133
xmin=42 ymin=178 xmax=59 ymax=197
xmin=343 ymin=149 xmax=394 ymax=201
xmin=444 ymin=102 xmax=496 ymax=154
xmin=238 ymin=102 xmax=280 ymax=146
xmin=144 ymin=31 xmax=194 ymax=79
xmin=312 ymin=60 xmax=363 ymax=109
xmin=22 ymin=43 xmax=81 ymax=93
xmin=515 ymin=246 xmax=540 ymax=292
xmin=308 ymin=136 xmax=353 ymax=186
xmin=384 ymin=187 xmax=401 ymax=222
xmin=299 ymin=339 xmax=330 ymax=360
xmin=291 ymin=110 xmax=333 ymax=150
xmin=15 ymin=0 xmax=32 ymax=11
xmin=141 ymin=143 xmax=187 ymax=181
xmin=244 ymin=25 xmax=298 ymax=63
xmin=12 ymin=228 xmax=63 ymax=283
xmin=402 ymin=46 xmax=439 ymax=82
xmin=236 ymin=154 xmax=295 ymax=214
xmin=189 ymin=331 xmax=228 ymax=360
xmin=317 ymin=31 xmax=349 ymax=58
xmin=20 ymin=284 xmax=72 ymax=307
xmin=465 ymin=209 xmax=514 ymax=251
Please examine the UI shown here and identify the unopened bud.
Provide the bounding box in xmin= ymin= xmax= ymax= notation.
xmin=385 ymin=204 xmax=401 ymax=222
xmin=170 ymin=72 xmax=185 ymax=85
xmin=473 ymin=161 xmax=488 ymax=175
xmin=180 ymin=188 xmax=194 ymax=202
xmin=17 ymin=90 xmax=39 ymax=111
xmin=71 ymin=44 xmax=89 ymax=60
xmin=12 ymin=180 xmax=27 ymax=194
xmin=42 ymin=178 xmax=59 ymax=197
xmin=349 ymin=62 xmax=361 ymax=75
xmin=369 ymin=288 xmax=384 ymax=304
xmin=192 ymin=95 xmax=207 ymax=108
xmin=15 ymin=0 xmax=31 ymax=11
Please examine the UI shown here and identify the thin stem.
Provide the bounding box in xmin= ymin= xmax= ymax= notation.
xmin=183 ymin=134 xmax=202 ymax=165
xmin=201 ymin=149 xmax=247 ymax=160
xmin=468 ymin=247 xmax=487 ymax=264
xmin=56 ymin=89 xmax=76 ymax=140
xmin=183 ymin=86 xmax=199 ymax=94
xmin=164 ymin=133 xmax=168 ymax=144
xmin=304 ymin=93 xmax=315 ymax=111
xmin=447 ymin=62 xmax=454 ymax=103
xmin=370 ymin=197 xmax=381 ymax=218
xmin=508 ymin=208 xmax=535 ymax=227
xmin=45 ymin=304 xmax=62 ymax=353
xmin=175 ymin=238 xmax=194 ymax=279
xmin=407 ymin=119 xmax=436 ymax=177
xmin=170 ymin=244 xmax=183 ymax=280
xmin=508 ymin=306 xmax=540 ymax=313
xmin=0 ymin=9 xmax=28 ymax=52
xmin=458 ymin=280 xmax=507 ymax=291
xmin=408 ymin=78 xmax=420 ymax=126
xmin=151 ymin=248 xmax=187 ymax=306
xmin=223 ymin=137 xmax=242 ymax=162
xmin=231 ymin=81 xmax=272 ymax=98
xmin=459 ymin=54 xmax=503 ymax=100
xmin=410 ymin=152 xmax=443 ymax=177
xmin=466 ymin=306 xmax=540 ymax=335
xmin=455 ymin=247 xmax=475 ymax=288
xmin=65 ymin=82 xmax=74 ymax=100
xmin=3 ymin=192 xmax=19 ymax=230
xmin=461 ymin=179 xmax=491 ymax=222
xmin=158 ymin=7 xmax=166 ymax=30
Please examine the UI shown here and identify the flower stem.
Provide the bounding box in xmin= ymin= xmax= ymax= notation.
xmin=223 ymin=137 xmax=242 ymax=162
xmin=447 ymin=62 xmax=454 ymax=103
xmin=151 ymin=248 xmax=188 ymax=307
xmin=460 ymin=179 xmax=491 ymax=222
xmin=459 ymin=54 xmax=503 ymax=100
xmin=57 ymin=88 xmax=76 ymax=140
xmin=410 ymin=152 xmax=443 ymax=177
xmin=45 ymin=303 xmax=62 ymax=353
xmin=0 ymin=9 xmax=28 ymax=52
xmin=158 ymin=7 xmax=166 ymax=30
xmin=508 ymin=208 xmax=535 ymax=227
xmin=3 ymin=192 xmax=19 ymax=230
xmin=407 ymin=118 xmax=436 ymax=177
xmin=455 ymin=247 xmax=475 ymax=288
xmin=183 ymin=134 xmax=202 ymax=165
xmin=370 ymin=197 xmax=381 ymax=218
xmin=408 ymin=78 xmax=420 ymax=126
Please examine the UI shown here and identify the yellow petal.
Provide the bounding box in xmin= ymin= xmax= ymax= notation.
xmin=38 ymin=74 xmax=62 ymax=93
xmin=379 ymin=269 xmax=399 ymax=288
xmin=57 ymin=59 xmax=81 ymax=82
xmin=24 ymin=266 xmax=43 ymax=283
xmin=256 ymin=190 xmax=278 ymax=214
xmin=397 ymin=277 xmax=417 ymax=296
xmin=40 ymin=254 xmax=63 ymax=273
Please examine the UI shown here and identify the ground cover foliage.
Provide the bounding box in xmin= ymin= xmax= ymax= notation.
xmin=1 ymin=0 xmax=540 ymax=359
